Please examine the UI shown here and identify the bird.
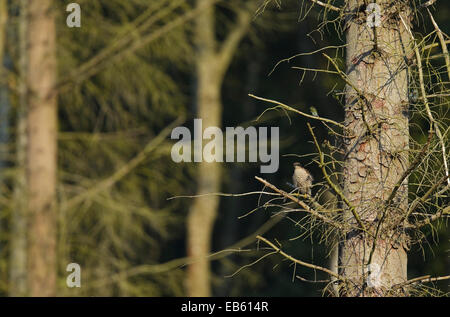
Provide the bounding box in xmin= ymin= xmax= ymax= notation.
xmin=420 ymin=0 xmax=437 ymax=8
xmin=292 ymin=162 xmax=313 ymax=196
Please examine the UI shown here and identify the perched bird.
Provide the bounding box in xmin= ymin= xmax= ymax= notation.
xmin=420 ymin=0 xmax=437 ymax=8
xmin=292 ymin=162 xmax=313 ymax=196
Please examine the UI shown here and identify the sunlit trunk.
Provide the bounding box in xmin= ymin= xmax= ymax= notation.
xmin=26 ymin=0 xmax=58 ymax=296
xmin=341 ymin=0 xmax=412 ymax=296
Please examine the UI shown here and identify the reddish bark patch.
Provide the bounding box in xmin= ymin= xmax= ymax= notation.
xmin=372 ymin=98 xmax=385 ymax=109
xmin=358 ymin=142 xmax=368 ymax=152
xmin=351 ymin=56 xmax=360 ymax=65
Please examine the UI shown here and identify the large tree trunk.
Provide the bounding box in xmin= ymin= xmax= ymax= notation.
xmin=341 ymin=0 xmax=411 ymax=296
xmin=26 ymin=0 xmax=58 ymax=296
xmin=9 ymin=0 xmax=28 ymax=296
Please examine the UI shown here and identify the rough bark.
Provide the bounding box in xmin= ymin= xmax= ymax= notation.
xmin=341 ymin=0 xmax=412 ymax=296
xmin=26 ymin=0 xmax=57 ymax=297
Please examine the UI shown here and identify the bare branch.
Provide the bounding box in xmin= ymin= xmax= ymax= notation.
xmin=56 ymin=0 xmax=218 ymax=93
xmin=249 ymin=94 xmax=347 ymax=129
xmin=400 ymin=14 xmax=450 ymax=187
xmin=308 ymin=0 xmax=341 ymax=12
xmin=427 ymin=9 xmax=450 ymax=80
xmin=256 ymin=235 xmax=346 ymax=281
xmin=385 ymin=131 xmax=433 ymax=207
xmin=254 ymin=176 xmax=344 ymax=230
xmin=406 ymin=205 xmax=450 ymax=229
xmin=61 ymin=117 xmax=185 ymax=211
xmin=167 ymin=191 xmax=281 ymax=200
xmin=216 ymin=6 xmax=253 ymax=77
xmin=307 ymin=123 xmax=367 ymax=232
xmin=421 ymin=0 xmax=438 ymax=8
xmin=270 ymin=44 xmax=347 ymax=75
xmin=393 ymin=274 xmax=450 ymax=290
xmin=89 ymin=215 xmax=283 ymax=288
xmin=422 ymin=40 xmax=450 ymax=52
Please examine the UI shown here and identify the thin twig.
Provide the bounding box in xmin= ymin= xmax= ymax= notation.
xmin=216 ymin=5 xmax=253 ymax=77
xmin=308 ymin=0 xmax=341 ymax=12
xmin=406 ymin=205 xmax=450 ymax=229
xmin=307 ymin=123 xmax=366 ymax=231
xmin=270 ymin=44 xmax=347 ymax=75
xmin=385 ymin=131 xmax=433 ymax=207
xmin=400 ymin=14 xmax=450 ymax=187
xmin=254 ymin=176 xmax=344 ymax=230
xmin=62 ymin=117 xmax=185 ymax=211
xmin=256 ymin=235 xmax=346 ymax=281
xmin=90 ymin=215 xmax=284 ymax=288
xmin=167 ymin=191 xmax=280 ymax=200
xmin=393 ymin=274 xmax=450 ymax=289
xmin=296 ymin=275 xmax=330 ymax=283
xmin=420 ymin=0 xmax=437 ymax=8
xmin=249 ymin=94 xmax=347 ymax=129
xmin=427 ymin=9 xmax=450 ymax=80
xmin=55 ymin=0 xmax=219 ymax=93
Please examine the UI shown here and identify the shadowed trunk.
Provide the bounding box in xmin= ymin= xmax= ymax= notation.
xmin=9 ymin=0 xmax=28 ymax=296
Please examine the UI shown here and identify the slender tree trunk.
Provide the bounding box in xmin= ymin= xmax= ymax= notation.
xmin=26 ymin=0 xmax=58 ymax=296
xmin=186 ymin=0 xmax=251 ymax=296
xmin=186 ymin=1 xmax=221 ymax=297
xmin=0 ymin=2 xmax=7 ymax=152
xmin=0 ymin=0 xmax=6 ymax=68
xmin=0 ymin=0 xmax=8 ymax=293
xmin=340 ymin=0 xmax=412 ymax=296
xmin=9 ymin=0 xmax=28 ymax=296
